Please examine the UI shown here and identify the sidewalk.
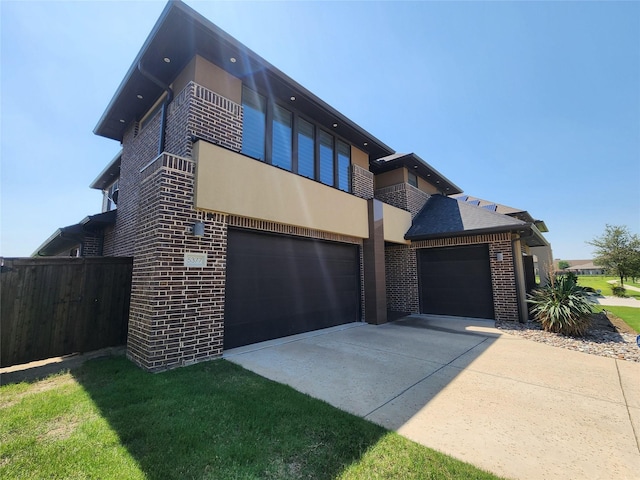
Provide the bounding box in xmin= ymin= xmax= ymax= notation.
xmin=592 ymin=295 xmax=640 ymax=307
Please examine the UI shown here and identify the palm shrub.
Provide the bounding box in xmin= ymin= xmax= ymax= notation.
xmin=527 ymin=275 xmax=593 ymax=336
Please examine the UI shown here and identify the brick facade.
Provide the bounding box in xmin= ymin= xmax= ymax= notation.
xmin=374 ymin=183 xmax=430 ymax=218
xmin=165 ymin=81 xmax=243 ymax=158
xmin=385 ymin=244 xmax=419 ymax=315
xmin=352 ymin=164 xmax=374 ymax=200
xmin=127 ymin=153 xmax=227 ymax=371
xmin=81 ymin=232 xmax=103 ymax=256
xmin=120 ymin=80 xmax=371 ymax=370
xmin=109 ymin=72 xmax=522 ymax=371
xmin=114 ymin=113 xmax=162 ymax=257
xmin=385 ymin=233 xmax=520 ymax=322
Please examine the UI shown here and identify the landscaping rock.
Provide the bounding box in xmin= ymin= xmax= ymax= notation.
xmin=496 ymin=313 xmax=639 ymax=363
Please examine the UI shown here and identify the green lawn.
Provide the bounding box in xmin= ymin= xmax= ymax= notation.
xmin=576 ymin=275 xmax=640 ymax=300
xmin=592 ymin=305 xmax=640 ymax=333
xmin=1 ymin=356 xmax=501 ymax=480
xmin=574 ymin=276 xmax=640 ymax=333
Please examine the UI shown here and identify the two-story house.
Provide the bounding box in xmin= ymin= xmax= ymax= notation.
xmin=35 ymin=0 xmax=552 ymax=371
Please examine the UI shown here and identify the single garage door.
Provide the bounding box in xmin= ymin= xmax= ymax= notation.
xmin=224 ymin=229 xmax=360 ymax=349
xmin=418 ymin=244 xmax=495 ymax=319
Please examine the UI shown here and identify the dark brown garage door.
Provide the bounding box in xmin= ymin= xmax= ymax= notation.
xmin=224 ymin=229 xmax=360 ymax=349
xmin=418 ymin=244 xmax=495 ymax=319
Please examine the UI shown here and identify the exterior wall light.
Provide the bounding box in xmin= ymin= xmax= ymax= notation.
xmin=192 ymin=221 xmax=205 ymax=237
xmin=496 ymin=252 xmax=504 ymax=261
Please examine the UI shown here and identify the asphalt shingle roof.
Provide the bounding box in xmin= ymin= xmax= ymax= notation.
xmin=405 ymin=194 xmax=527 ymax=240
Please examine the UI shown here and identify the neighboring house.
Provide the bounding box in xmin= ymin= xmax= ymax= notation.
xmin=556 ymin=260 xmax=605 ymax=275
xmin=36 ymin=1 xmax=552 ymax=371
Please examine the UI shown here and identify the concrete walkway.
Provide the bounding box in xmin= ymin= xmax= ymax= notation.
xmin=588 ymin=295 xmax=640 ymax=308
xmin=225 ymin=316 xmax=640 ymax=480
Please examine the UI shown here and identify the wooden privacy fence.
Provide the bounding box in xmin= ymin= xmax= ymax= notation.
xmin=1 ymin=257 xmax=133 ymax=367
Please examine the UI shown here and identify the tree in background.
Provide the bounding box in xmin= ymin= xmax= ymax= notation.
xmin=557 ymin=260 xmax=570 ymax=270
xmin=588 ymin=225 xmax=640 ymax=286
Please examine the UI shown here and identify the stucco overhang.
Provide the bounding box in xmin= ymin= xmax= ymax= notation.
xmin=94 ymin=0 xmax=394 ymax=160
xmin=33 ymin=210 xmax=117 ymax=257
xmin=371 ymin=153 xmax=462 ymax=195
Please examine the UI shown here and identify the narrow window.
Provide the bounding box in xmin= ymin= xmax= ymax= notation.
xmin=297 ymin=118 xmax=315 ymax=179
xmin=106 ymin=180 xmax=119 ymax=211
xmin=271 ymin=104 xmax=292 ymax=170
xmin=408 ymin=171 xmax=418 ymax=188
xmin=241 ymin=87 xmax=266 ymax=161
xmin=319 ymin=130 xmax=334 ymax=186
xmin=337 ymin=140 xmax=350 ymax=192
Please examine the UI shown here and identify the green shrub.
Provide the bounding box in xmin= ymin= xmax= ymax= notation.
xmin=611 ymin=285 xmax=626 ymax=297
xmin=557 ymin=271 xmax=578 ymax=284
xmin=527 ymin=275 xmax=593 ymax=336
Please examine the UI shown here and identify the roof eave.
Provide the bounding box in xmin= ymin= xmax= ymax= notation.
xmin=405 ymin=224 xmax=528 ymax=242
xmin=372 ymin=153 xmax=463 ymax=194
xmin=93 ymin=0 xmax=395 ymax=159
xmin=90 ymin=150 xmax=122 ymax=190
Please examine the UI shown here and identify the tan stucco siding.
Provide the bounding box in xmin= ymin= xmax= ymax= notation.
xmin=375 ymin=167 xmax=442 ymax=194
xmin=172 ymin=56 xmax=197 ymax=95
xmin=382 ymin=203 xmax=411 ymax=245
xmin=416 ymin=177 xmax=440 ymax=194
xmin=172 ymin=55 xmax=242 ymax=103
xmin=194 ymin=141 xmax=369 ymax=239
xmin=375 ymin=169 xmax=405 ymax=189
xmin=351 ymin=145 xmax=369 ymax=170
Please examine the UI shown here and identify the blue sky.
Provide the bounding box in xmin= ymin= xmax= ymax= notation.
xmin=1 ymin=0 xmax=638 ymax=260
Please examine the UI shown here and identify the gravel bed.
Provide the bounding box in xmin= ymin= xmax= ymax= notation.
xmin=496 ymin=319 xmax=640 ymax=363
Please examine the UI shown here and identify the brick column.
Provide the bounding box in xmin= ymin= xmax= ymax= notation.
xmin=127 ymin=153 xmax=227 ymax=371
xmin=385 ymin=244 xmax=419 ymax=317
xmin=352 ymin=164 xmax=374 ymax=200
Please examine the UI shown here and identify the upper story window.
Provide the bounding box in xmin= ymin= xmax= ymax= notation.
xmin=272 ymin=104 xmax=292 ymax=171
xmin=407 ymin=171 xmax=418 ymax=188
xmin=106 ymin=179 xmax=119 ymax=212
xmin=318 ymin=130 xmax=334 ymax=186
xmin=241 ymin=88 xmax=266 ymax=161
xmin=337 ymin=140 xmax=350 ymax=192
xmin=297 ymin=118 xmax=315 ymax=179
xmin=241 ymin=85 xmax=352 ymax=192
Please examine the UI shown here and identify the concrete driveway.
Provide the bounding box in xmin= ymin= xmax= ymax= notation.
xmin=225 ymin=315 xmax=640 ymax=480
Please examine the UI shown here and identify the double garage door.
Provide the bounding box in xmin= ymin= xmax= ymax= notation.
xmin=224 ymin=229 xmax=360 ymax=349
xmin=418 ymin=244 xmax=495 ymax=319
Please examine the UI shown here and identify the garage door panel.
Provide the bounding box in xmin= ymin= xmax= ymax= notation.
xmin=224 ymin=229 xmax=360 ymax=349
xmin=418 ymin=245 xmax=495 ymax=319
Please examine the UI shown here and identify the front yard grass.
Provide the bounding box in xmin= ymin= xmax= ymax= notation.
xmin=1 ymin=356 xmax=501 ymax=480
xmin=592 ymin=305 xmax=640 ymax=333
xmin=577 ymin=275 xmax=640 ymax=300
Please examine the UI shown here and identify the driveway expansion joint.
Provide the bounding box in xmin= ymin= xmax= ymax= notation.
xmin=616 ymin=359 xmax=640 ymax=454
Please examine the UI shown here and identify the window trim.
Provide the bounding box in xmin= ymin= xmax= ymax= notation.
xmin=407 ymin=171 xmax=418 ymax=188
xmin=241 ymin=86 xmax=353 ymax=192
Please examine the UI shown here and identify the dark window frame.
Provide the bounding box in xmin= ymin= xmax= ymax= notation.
xmin=241 ymin=86 xmax=352 ymax=192
xmin=407 ymin=171 xmax=418 ymax=188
